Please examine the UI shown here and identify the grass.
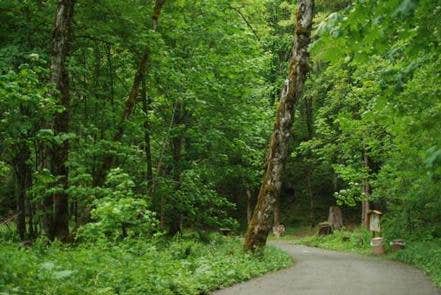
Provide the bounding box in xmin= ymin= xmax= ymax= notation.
xmin=268 ymin=225 xmax=316 ymax=242
xmin=296 ymin=227 xmax=372 ymax=254
xmin=0 ymin=234 xmax=292 ymax=295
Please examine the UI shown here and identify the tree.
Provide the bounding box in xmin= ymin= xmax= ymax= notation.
xmin=49 ymin=0 xmax=76 ymax=241
xmin=244 ymin=0 xmax=314 ymax=251
xmin=0 ymin=63 xmax=54 ymax=240
xmin=93 ymin=0 xmax=167 ymax=187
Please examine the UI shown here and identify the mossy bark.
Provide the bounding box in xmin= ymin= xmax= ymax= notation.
xmin=244 ymin=0 xmax=314 ymax=251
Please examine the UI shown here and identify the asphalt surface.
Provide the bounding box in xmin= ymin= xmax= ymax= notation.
xmin=214 ymin=242 xmax=440 ymax=295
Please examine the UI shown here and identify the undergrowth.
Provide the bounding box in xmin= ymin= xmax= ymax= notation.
xmin=0 ymin=234 xmax=292 ymax=294
xmin=298 ymin=228 xmax=372 ymax=254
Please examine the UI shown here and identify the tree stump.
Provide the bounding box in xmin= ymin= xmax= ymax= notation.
xmin=328 ymin=206 xmax=343 ymax=230
xmin=391 ymin=239 xmax=406 ymax=252
xmin=318 ymin=222 xmax=333 ymax=236
xmin=371 ymin=237 xmax=385 ymax=255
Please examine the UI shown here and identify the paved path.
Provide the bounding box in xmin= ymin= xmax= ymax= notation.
xmin=214 ymin=242 xmax=440 ymax=295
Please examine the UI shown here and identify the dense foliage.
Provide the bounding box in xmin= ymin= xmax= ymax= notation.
xmin=280 ymin=0 xmax=441 ymax=241
xmin=0 ymin=0 xmax=440 ymax=291
xmin=0 ymin=0 xmax=272 ymax=238
xmin=306 ymin=0 xmax=441 ymax=240
xmin=0 ymin=234 xmax=291 ymax=294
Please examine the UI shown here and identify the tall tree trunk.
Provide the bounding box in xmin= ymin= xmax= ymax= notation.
xmin=304 ymin=96 xmax=314 ymax=227
xmin=244 ymin=0 xmax=314 ymax=251
xmin=93 ymin=0 xmax=166 ymax=187
xmin=27 ymin=198 xmax=35 ymax=238
xmin=306 ymin=168 xmax=314 ymax=227
xmin=361 ymin=148 xmax=371 ymax=228
xmin=13 ymin=142 xmax=32 ymax=241
xmin=50 ymin=0 xmax=75 ymax=241
xmin=106 ymin=44 xmax=115 ymax=110
xmin=152 ymin=0 xmax=166 ymax=31
xmin=141 ymin=77 xmax=153 ymax=192
xmin=36 ymin=138 xmax=54 ymax=239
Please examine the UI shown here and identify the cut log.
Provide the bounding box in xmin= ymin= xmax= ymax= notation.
xmin=328 ymin=206 xmax=343 ymax=230
xmin=391 ymin=239 xmax=406 ymax=252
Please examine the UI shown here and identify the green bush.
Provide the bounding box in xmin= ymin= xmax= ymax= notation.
xmin=0 ymin=235 xmax=292 ymax=294
xmin=77 ymin=169 xmax=159 ymax=241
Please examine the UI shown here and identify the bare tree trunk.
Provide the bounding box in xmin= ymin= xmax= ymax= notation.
xmin=13 ymin=142 xmax=32 ymax=241
xmin=50 ymin=0 xmax=75 ymax=241
xmin=306 ymin=168 xmax=314 ymax=227
xmin=93 ymin=0 xmax=166 ymax=187
xmin=304 ymin=96 xmax=314 ymax=227
xmin=244 ymin=0 xmax=314 ymax=251
xmin=106 ymin=44 xmax=115 ymax=110
xmin=361 ymin=199 xmax=370 ymax=227
xmin=361 ymin=148 xmax=371 ymax=228
xmin=333 ymin=173 xmax=338 ymax=192
xmin=27 ymin=198 xmax=35 ymax=238
xmin=141 ymin=78 xmax=153 ymax=192
xmin=36 ymin=137 xmax=54 ymax=239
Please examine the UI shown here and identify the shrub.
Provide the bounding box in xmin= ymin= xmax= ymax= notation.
xmin=0 ymin=235 xmax=292 ymax=294
xmin=77 ymin=168 xmax=158 ymax=241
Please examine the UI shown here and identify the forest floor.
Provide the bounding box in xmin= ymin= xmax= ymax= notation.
xmin=0 ymin=234 xmax=292 ymax=294
xmin=214 ymin=241 xmax=441 ymax=295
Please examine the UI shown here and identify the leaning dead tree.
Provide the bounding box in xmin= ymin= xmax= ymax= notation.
xmin=244 ymin=0 xmax=314 ymax=251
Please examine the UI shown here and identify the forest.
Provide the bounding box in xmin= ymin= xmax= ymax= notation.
xmin=0 ymin=0 xmax=440 ymax=294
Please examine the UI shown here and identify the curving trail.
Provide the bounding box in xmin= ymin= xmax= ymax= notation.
xmin=214 ymin=242 xmax=440 ymax=295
